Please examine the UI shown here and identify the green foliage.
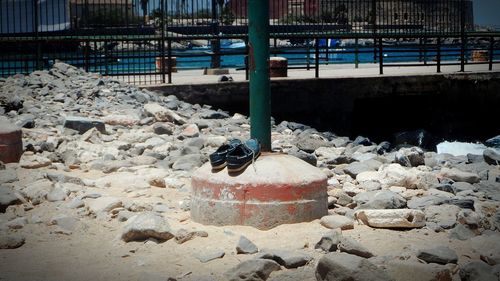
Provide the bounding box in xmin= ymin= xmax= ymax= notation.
xmin=197 ymin=8 xmax=211 ymax=18
xmin=320 ymin=4 xmax=348 ymax=24
xmin=85 ymin=8 xmax=142 ymax=27
xmin=279 ymin=13 xmax=319 ymax=24
xmin=220 ymin=5 xmax=235 ymax=25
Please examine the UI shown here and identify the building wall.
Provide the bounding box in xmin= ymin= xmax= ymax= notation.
xmin=228 ymin=0 xmax=473 ymax=31
xmin=0 ymin=0 xmax=70 ymax=34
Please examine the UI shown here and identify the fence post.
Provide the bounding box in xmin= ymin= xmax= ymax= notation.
xmin=325 ymin=38 xmax=329 ymax=65
xmin=355 ymin=37 xmax=359 ymax=69
xmin=423 ymin=37 xmax=427 ymax=65
xmin=437 ymin=37 xmax=441 ymax=73
xmin=306 ymin=39 xmax=311 ymax=70
xmin=168 ymin=39 xmax=172 ymax=84
xmin=419 ymin=37 xmax=423 ymax=62
xmin=245 ymin=37 xmax=249 ymax=80
xmin=460 ymin=0 xmax=465 ymax=72
xmin=248 ymin=0 xmax=271 ymax=151
xmin=34 ymin=0 xmax=41 ymax=70
xmin=379 ymin=37 xmax=383 ymax=74
xmin=160 ymin=0 xmax=166 ymax=84
xmin=489 ymin=36 xmax=494 ymax=71
xmin=85 ymin=40 xmax=90 ymax=73
xmin=372 ymin=0 xmax=377 ymax=64
xmin=315 ymin=38 xmax=319 ymax=78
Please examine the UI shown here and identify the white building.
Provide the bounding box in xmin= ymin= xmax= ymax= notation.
xmin=0 ymin=0 xmax=70 ymax=34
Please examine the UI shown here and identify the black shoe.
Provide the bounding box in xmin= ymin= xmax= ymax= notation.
xmin=226 ymin=139 xmax=261 ymax=173
xmin=209 ymin=139 xmax=242 ymax=170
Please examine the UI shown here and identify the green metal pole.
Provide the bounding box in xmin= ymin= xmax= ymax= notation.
xmin=248 ymin=0 xmax=271 ymax=151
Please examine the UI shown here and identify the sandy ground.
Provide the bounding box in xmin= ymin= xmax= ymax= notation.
xmin=0 ymin=167 xmax=483 ymax=281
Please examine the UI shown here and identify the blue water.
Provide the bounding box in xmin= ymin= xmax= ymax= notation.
xmin=1 ymin=46 xmax=499 ymax=76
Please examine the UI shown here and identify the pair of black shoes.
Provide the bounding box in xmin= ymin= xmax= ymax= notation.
xmin=209 ymin=138 xmax=261 ymax=173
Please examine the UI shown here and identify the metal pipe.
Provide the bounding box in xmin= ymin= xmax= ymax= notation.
xmin=248 ymin=0 xmax=271 ymax=151
xmin=315 ymin=39 xmax=319 ymax=78
xmin=379 ymin=37 xmax=383 ymax=74
xmin=437 ymin=37 xmax=441 ymax=73
xmin=489 ymin=36 xmax=494 ymax=71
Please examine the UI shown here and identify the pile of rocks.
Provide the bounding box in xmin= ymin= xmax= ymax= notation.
xmin=1 ymin=63 xmax=499 ymax=280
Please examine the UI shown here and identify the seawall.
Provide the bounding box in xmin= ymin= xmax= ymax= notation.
xmin=144 ymin=72 xmax=500 ymax=142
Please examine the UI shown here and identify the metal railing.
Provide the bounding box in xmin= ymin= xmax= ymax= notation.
xmin=0 ymin=0 xmax=498 ymax=84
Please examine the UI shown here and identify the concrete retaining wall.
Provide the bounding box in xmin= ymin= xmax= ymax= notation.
xmin=145 ymin=72 xmax=500 ymax=142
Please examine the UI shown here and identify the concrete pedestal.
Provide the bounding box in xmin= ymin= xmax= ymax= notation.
xmin=191 ymin=153 xmax=328 ymax=230
xmin=203 ymin=68 xmax=230 ymax=75
xmin=155 ymin=57 xmax=177 ymax=73
xmin=472 ymin=50 xmax=488 ymax=62
xmin=269 ymin=57 xmax=288 ymax=77
xmin=0 ymin=121 xmax=22 ymax=163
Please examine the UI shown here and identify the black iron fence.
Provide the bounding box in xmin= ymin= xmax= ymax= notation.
xmin=0 ymin=0 xmax=498 ymax=84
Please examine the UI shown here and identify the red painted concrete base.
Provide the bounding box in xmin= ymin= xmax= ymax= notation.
xmin=0 ymin=121 xmax=22 ymax=164
xmin=191 ymin=153 xmax=328 ymax=230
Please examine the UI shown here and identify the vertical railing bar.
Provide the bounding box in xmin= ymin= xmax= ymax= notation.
xmin=437 ymin=36 xmax=441 ymax=73
xmin=379 ymin=37 xmax=383 ymax=74
xmin=315 ymin=37 xmax=319 ymax=78
xmin=489 ymin=36 xmax=494 ymax=71
xmin=167 ymin=38 xmax=172 ymax=84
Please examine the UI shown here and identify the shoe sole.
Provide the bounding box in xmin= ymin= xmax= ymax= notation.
xmin=211 ymin=162 xmax=227 ymax=170
xmin=227 ymin=152 xmax=260 ymax=173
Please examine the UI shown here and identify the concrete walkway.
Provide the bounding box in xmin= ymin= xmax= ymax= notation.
xmin=125 ymin=61 xmax=500 ymax=86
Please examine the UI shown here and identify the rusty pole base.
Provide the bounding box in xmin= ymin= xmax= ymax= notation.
xmin=0 ymin=121 xmax=22 ymax=164
xmin=190 ymin=153 xmax=328 ymax=230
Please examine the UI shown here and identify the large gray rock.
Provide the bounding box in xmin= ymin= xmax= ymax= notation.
xmin=354 ymin=190 xmax=406 ymax=209
xmin=460 ymin=261 xmax=497 ymax=281
xmin=46 ymin=186 xmax=69 ymax=202
xmin=143 ymin=103 xmax=186 ymax=125
xmin=471 ymin=233 xmax=500 ymax=265
xmin=416 ymin=246 xmax=458 ymax=265
xmin=439 ymin=167 xmax=480 ymax=184
xmin=320 ymin=215 xmax=354 ymax=230
xmin=19 ymin=155 xmax=52 ymax=169
xmin=121 ymin=212 xmax=174 ymax=242
xmin=355 ymin=209 xmax=425 ymax=229
xmin=379 ymin=164 xmax=418 ymax=189
xmin=267 ymin=267 xmax=315 ymax=281
xmin=483 ymin=149 xmax=500 ymax=165
xmin=236 ymin=235 xmax=259 ymax=254
xmin=316 ymin=252 xmax=392 ymax=281
xmin=224 ymin=259 xmax=281 ymax=281
xmin=343 ymin=162 xmax=373 ymax=178
xmin=424 ymin=204 xmax=460 ymax=229
xmin=0 ymin=169 xmax=18 ymax=184
xmin=385 ymin=260 xmax=453 ymax=281
xmin=172 ymin=154 xmax=203 ymax=171
xmin=395 ymin=147 xmax=425 ymax=167
xmin=86 ymin=196 xmax=122 ymax=215
xmin=22 ymin=179 xmax=53 ymax=205
xmin=0 ymin=188 xmax=20 ymax=212
xmin=63 ymin=116 xmax=105 ymax=134
xmin=338 ymin=236 xmax=374 ymax=258
xmin=0 ymin=234 xmax=25 ymax=249
xmin=194 ymin=249 xmax=225 ymax=263
xmin=407 ymin=195 xmax=447 ymax=210
xmin=49 ymin=215 xmax=79 ymax=232
xmin=449 ymin=224 xmax=476 ymax=240
xmin=295 ymin=134 xmax=330 ymax=153
xmin=258 ymin=250 xmax=312 ymax=269
xmin=315 ymin=230 xmax=342 ymax=252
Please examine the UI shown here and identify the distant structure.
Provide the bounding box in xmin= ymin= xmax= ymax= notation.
xmin=227 ymin=0 xmax=474 ymax=32
xmin=70 ymin=0 xmax=135 ymax=28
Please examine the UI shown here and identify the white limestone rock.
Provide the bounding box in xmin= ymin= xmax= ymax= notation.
xmin=355 ymin=209 xmax=425 ymax=228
